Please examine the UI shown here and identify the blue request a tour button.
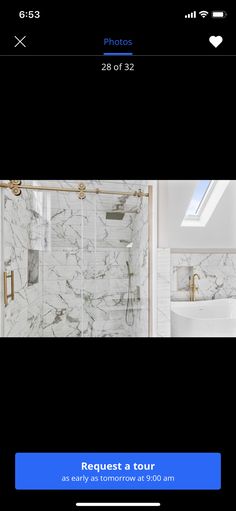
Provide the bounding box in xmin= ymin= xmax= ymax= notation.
xmin=15 ymin=452 xmax=221 ymax=490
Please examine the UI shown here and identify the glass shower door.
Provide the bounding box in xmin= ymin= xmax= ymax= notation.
xmin=41 ymin=185 xmax=97 ymax=338
xmin=42 ymin=183 xmax=149 ymax=338
xmin=0 ymin=182 xmax=44 ymax=337
xmin=41 ymin=185 xmax=83 ymax=337
xmin=94 ymin=182 xmax=149 ymax=337
xmin=0 ymin=180 xmax=150 ymax=338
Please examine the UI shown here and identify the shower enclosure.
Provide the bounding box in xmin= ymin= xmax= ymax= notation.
xmin=0 ymin=180 xmax=153 ymax=337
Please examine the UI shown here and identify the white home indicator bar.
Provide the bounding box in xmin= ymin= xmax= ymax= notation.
xmin=76 ymin=504 xmax=161 ymax=508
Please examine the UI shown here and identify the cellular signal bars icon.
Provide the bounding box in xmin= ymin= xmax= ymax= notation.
xmin=185 ymin=11 xmax=197 ymax=18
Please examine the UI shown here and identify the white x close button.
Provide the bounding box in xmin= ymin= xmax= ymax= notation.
xmin=14 ymin=35 xmax=27 ymax=47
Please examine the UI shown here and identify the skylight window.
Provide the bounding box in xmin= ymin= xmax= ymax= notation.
xmin=185 ymin=180 xmax=212 ymax=216
xmin=182 ymin=180 xmax=230 ymax=227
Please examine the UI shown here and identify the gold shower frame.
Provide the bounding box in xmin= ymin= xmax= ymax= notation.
xmin=0 ymin=181 xmax=149 ymax=200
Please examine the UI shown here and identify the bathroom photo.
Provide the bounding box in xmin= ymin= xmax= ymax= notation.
xmin=0 ymin=180 xmax=157 ymax=338
xmin=0 ymin=179 xmax=235 ymax=338
xmin=158 ymin=179 xmax=236 ymax=338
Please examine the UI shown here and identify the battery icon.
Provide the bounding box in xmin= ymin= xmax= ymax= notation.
xmin=211 ymin=11 xmax=227 ymax=18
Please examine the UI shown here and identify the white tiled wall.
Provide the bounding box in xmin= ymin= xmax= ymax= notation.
xmin=157 ymin=249 xmax=171 ymax=337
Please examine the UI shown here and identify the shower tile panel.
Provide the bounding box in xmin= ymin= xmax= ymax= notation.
xmin=43 ymin=292 xmax=83 ymax=338
xmin=44 ymin=266 xmax=82 ymax=281
xmin=95 ymin=254 xmax=131 ymax=280
xmin=42 ymin=249 xmax=82 ymax=267
xmin=4 ymin=245 xmax=28 ymax=271
xmin=4 ymin=222 xmax=29 ymax=249
xmin=4 ymin=308 xmax=28 ymax=337
xmin=51 ymin=224 xmax=83 ymax=249
xmin=27 ymin=303 xmax=44 ymax=337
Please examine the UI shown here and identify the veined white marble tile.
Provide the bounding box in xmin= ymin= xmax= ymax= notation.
xmin=4 ymin=222 xmax=29 ymax=249
xmin=25 ymin=282 xmax=43 ymax=304
xmin=95 ymin=330 xmax=133 ymax=338
xmin=171 ymin=252 xmax=236 ymax=302
xmin=43 ymin=249 xmax=82 ymax=267
xmin=43 ymin=292 xmax=82 ymax=310
xmin=44 ymin=265 xmax=82 ymax=281
xmin=43 ymin=319 xmax=82 ymax=338
xmin=27 ymin=303 xmax=43 ymax=336
xmin=4 ymin=308 xmax=28 ymax=337
xmin=50 ymin=207 xmax=84 ymax=225
xmin=4 ymin=246 xmax=28 ymax=270
xmin=43 ymin=279 xmax=77 ymax=295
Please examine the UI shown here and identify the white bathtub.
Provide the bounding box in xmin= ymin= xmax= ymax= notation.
xmin=171 ymin=299 xmax=236 ymax=337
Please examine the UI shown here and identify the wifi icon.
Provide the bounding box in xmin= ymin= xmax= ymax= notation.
xmin=199 ymin=10 xmax=209 ymax=18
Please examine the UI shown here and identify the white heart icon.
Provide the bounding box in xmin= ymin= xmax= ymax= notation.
xmin=209 ymin=35 xmax=223 ymax=48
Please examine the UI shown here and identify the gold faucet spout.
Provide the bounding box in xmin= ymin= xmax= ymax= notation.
xmin=189 ymin=273 xmax=200 ymax=301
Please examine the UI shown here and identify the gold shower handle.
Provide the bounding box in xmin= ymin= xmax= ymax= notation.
xmin=4 ymin=271 xmax=15 ymax=305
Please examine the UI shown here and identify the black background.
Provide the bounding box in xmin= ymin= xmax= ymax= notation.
xmin=0 ymin=338 xmax=232 ymax=510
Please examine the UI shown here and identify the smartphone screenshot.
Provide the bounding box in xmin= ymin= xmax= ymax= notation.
xmin=0 ymin=3 xmax=234 ymax=510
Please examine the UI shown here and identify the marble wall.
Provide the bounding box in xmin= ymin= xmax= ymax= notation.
xmin=157 ymin=249 xmax=171 ymax=337
xmin=0 ymin=184 xmax=45 ymax=337
xmin=41 ymin=180 xmax=149 ymax=337
xmin=0 ymin=180 xmax=150 ymax=338
xmin=171 ymin=252 xmax=236 ymax=301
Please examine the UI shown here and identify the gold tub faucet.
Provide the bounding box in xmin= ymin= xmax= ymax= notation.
xmin=189 ymin=273 xmax=200 ymax=302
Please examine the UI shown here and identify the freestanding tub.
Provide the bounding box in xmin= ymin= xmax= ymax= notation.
xmin=171 ymin=299 xmax=236 ymax=337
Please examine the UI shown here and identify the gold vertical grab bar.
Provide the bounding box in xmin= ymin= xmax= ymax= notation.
xmin=3 ymin=271 xmax=15 ymax=305
xmin=11 ymin=270 xmax=15 ymax=301
xmin=4 ymin=272 xmax=7 ymax=305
